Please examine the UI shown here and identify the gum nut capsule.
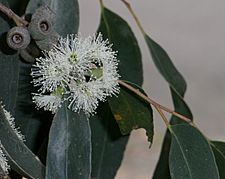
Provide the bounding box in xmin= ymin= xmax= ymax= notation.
xmin=6 ymin=26 xmax=31 ymax=50
xmin=31 ymin=5 xmax=56 ymax=24
xmin=28 ymin=17 xmax=53 ymax=40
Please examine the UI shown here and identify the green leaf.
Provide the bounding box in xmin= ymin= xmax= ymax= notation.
xmin=145 ymin=34 xmax=193 ymax=178
xmin=144 ymin=35 xmax=186 ymax=95
xmin=109 ymin=81 xmax=153 ymax=144
xmin=26 ymin=0 xmax=79 ymax=36
xmin=46 ymin=103 xmax=91 ymax=179
xmin=152 ymin=129 xmax=171 ymax=179
xmin=210 ymin=141 xmax=225 ymax=179
xmin=169 ymin=124 xmax=219 ymax=179
xmin=90 ymin=103 xmax=129 ymax=179
xmin=153 ymin=91 xmax=193 ymax=179
xmin=98 ymin=7 xmax=143 ymax=86
xmin=170 ymin=89 xmax=193 ymax=124
xmin=0 ymin=105 xmax=45 ymax=179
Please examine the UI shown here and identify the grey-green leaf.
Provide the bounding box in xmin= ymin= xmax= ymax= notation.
xmin=26 ymin=0 xmax=79 ymax=35
xmin=210 ymin=141 xmax=225 ymax=179
xmin=46 ymin=103 xmax=91 ymax=179
xmin=153 ymin=90 xmax=193 ymax=179
xmin=169 ymin=124 xmax=219 ymax=179
xmin=146 ymin=33 xmax=193 ymax=179
xmin=98 ymin=7 xmax=143 ymax=86
xmin=144 ymin=35 xmax=186 ymax=95
xmin=0 ymin=105 xmax=45 ymax=179
xmin=90 ymin=103 xmax=129 ymax=179
xmin=109 ymin=81 xmax=153 ymax=144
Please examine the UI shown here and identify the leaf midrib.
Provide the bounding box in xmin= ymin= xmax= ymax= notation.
xmin=171 ymin=131 xmax=193 ymax=179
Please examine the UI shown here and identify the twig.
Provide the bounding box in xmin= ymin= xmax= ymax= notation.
xmin=154 ymin=106 xmax=170 ymax=127
xmin=0 ymin=3 xmax=28 ymax=26
xmin=118 ymin=80 xmax=192 ymax=124
xmin=121 ymin=0 xmax=145 ymax=35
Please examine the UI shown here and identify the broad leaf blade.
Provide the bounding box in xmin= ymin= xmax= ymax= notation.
xmin=210 ymin=141 xmax=225 ymax=179
xmin=109 ymin=81 xmax=153 ymax=144
xmin=152 ymin=129 xmax=171 ymax=179
xmin=26 ymin=0 xmax=79 ymax=35
xmin=153 ymin=90 xmax=193 ymax=179
xmin=145 ymin=34 xmax=193 ymax=178
xmin=0 ymin=105 xmax=45 ymax=179
xmin=46 ymin=103 xmax=91 ymax=179
xmin=90 ymin=103 xmax=129 ymax=179
xmin=98 ymin=7 xmax=143 ymax=86
xmin=169 ymin=124 xmax=219 ymax=179
xmin=144 ymin=35 xmax=186 ymax=95
xmin=170 ymin=89 xmax=193 ymax=124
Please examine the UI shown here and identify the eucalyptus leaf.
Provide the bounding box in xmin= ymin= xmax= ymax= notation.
xmin=46 ymin=103 xmax=91 ymax=179
xmin=26 ymin=0 xmax=79 ymax=36
xmin=210 ymin=141 xmax=225 ymax=179
xmin=153 ymin=90 xmax=193 ymax=179
xmin=146 ymin=34 xmax=193 ymax=178
xmin=144 ymin=35 xmax=186 ymax=95
xmin=98 ymin=7 xmax=143 ymax=86
xmin=109 ymin=81 xmax=153 ymax=145
xmin=90 ymin=103 xmax=129 ymax=179
xmin=170 ymin=89 xmax=192 ymax=124
xmin=152 ymin=129 xmax=171 ymax=179
xmin=0 ymin=105 xmax=45 ymax=179
xmin=169 ymin=124 xmax=219 ymax=179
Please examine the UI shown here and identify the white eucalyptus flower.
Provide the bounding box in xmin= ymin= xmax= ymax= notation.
xmin=33 ymin=94 xmax=63 ymax=114
xmin=31 ymin=33 xmax=120 ymax=115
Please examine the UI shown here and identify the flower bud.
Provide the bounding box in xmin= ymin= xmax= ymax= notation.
xmin=6 ymin=27 xmax=31 ymax=50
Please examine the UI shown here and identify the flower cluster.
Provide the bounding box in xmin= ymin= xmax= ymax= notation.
xmin=31 ymin=33 xmax=120 ymax=115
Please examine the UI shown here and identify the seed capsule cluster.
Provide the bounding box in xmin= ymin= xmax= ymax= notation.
xmin=6 ymin=5 xmax=59 ymax=63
